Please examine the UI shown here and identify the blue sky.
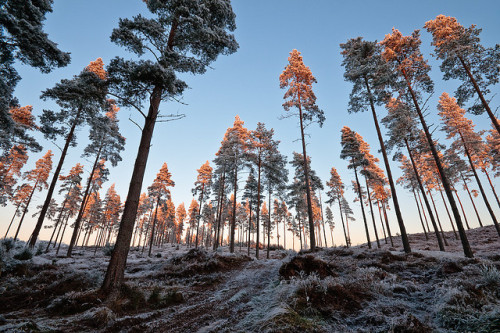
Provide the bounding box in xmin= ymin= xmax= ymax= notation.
xmin=4 ymin=0 xmax=500 ymax=248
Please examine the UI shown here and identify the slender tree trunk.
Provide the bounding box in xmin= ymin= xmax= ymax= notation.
xmin=364 ymin=177 xmax=380 ymax=248
xmin=195 ymin=185 xmax=205 ymax=249
xmin=483 ymin=169 xmax=500 ymax=209
xmin=436 ymin=180 xmax=459 ymax=240
xmin=462 ymin=173 xmax=483 ymax=227
xmin=417 ymin=190 xmax=431 ymax=233
xmin=297 ymin=212 xmax=303 ymax=250
xmin=213 ymin=167 xmax=225 ymax=251
xmin=256 ymin=157 xmax=261 ymax=259
xmin=67 ymin=145 xmax=102 ymax=257
xmin=412 ymin=188 xmax=428 ymax=240
xmin=148 ymin=196 xmax=161 ymax=257
xmin=354 ymin=167 xmax=371 ymax=249
xmin=405 ymin=139 xmax=445 ymax=251
xmin=56 ymin=213 xmax=71 ymax=255
xmin=230 ymin=164 xmax=238 ymax=253
xmin=461 ymin=134 xmax=500 ymax=237
xmin=376 ymin=200 xmax=388 ymax=244
xmin=382 ymin=203 xmax=394 ymax=247
xmin=101 ymin=85 xmax=163 ymax=294
xmin=455 ymin=190 xmax=471 ymax=230
xmin=247 ymin=201 xmax=252 ymax=255
xmin=319 ymin=191 xmax=328 ymax=247
xmin=54 ymin=211 xmax=68 ymax=249
xmin=14 ymin=180 xmax=38 ymax=241
xmin=403 ymin=71 xmax=472 ymax=257
xmin=458 ymin=56 xmax=500 ymax=137
xmin=267 ymin=189 xmax=271 ymax=259
xmin=428 ymin=189 xmax=449 ymax=246
xmin=29 ymin=110 xmax=81 ymax=248
xmin=364 ymin=76 xmax=410 ymax=253
xmin=338 ymin=199 xmax=349 ymax=247
xmin=4 ymin=202 xmax=21 ymax=238
xmin=297 ymin=99 xmax=316 ymax=251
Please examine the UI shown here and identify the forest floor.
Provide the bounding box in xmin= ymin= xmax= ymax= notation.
xmin=1 ymin=225 xmax=500 ymax=332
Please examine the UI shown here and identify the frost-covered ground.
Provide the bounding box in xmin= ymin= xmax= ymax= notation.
xmin=0 ymin=226 xmax=500 ymax=332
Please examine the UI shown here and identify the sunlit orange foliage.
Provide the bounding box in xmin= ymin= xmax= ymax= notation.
xmin=424 ymin=15 xmax=463 ymax=50
xmin=9 ymin=105 xmax=36 ymax=129
xmin=85 ymin=57 xmax=107 ymax=80
xmin=176 ymin=202 xmax=186 ymax=243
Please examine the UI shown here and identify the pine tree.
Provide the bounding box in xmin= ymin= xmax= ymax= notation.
xmin=340 ymin=127 xmax=373 ymax=249
xmin=340 ymin=37 xmax=410 ymax=253
xmin=147 ymin=163 xmax=174 ymax=256
xmin=425 ymin=15 xmax=500 ymax=135
xmin=325 ymin=206 xmax=335 ymax=246
xmin=325 ymin=167 xmax=350 ymax=247
xmin=29 ymin=59 xmax=109 ymax=248
xmin=11 ymin=150 xmax=52 ymax=240
xmin=192 ymin=161 xmax=212 ymax=248
xmin=438 ymin=92 xmax=499 ymax=236
xmin=215 ymin=116 xmax=250 ymax=253
xmin=0 ymin=0 xmax=70 ymax=152
xmin=187 ymin=199 xmax=199 ymax=247
xmin=102 ymin=0 xmax=238 ymax=293
xmin=280 ymin=49 xmax=325 ymax=251
xmin=67 ymin=100 xmax=126 ymax=256
xmin=176 ymin=203 xmax=186 ymax=244
xmin=45 ymin=163 xmax=84 ymax=250
xmin=242 ymin=171 xmax=258 ymax=255
xmin=380 ymin=28 xmax=472 ymax=258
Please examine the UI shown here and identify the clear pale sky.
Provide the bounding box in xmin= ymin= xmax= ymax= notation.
xmin=3 ymin=0 xmax=499 ymax=249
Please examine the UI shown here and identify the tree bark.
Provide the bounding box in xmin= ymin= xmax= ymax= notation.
xmin=412 ymin=188 xmax=428 ymax=240
xmin=364 ymin=177 xmax=380 ymax=248
xmin=14 ymin=180 xmax=38 ymax=241
xmin=462 ymin=173 xmax=483 ymax=227
xmin=100 ymin=85 xmax=162 ymax=294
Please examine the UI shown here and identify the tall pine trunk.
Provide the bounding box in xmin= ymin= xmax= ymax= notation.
xmin=462 ymin=173 xmax=483 ymax=227
xmin=297 ymin=100 xmax=316 ymax=251
xmin=101 ymin=86 xmax=162 ymax=294
xmin=364 ymin=76 xmax=410 ymax=253
xmin=458 ymin=56 xmax=500 ymax=137
xmin=255 ymin=156 xmax=261 ymax=259
xmin=405 ymin=139 xmax=445 ymax=251
xmin=403 ymin=71 xmax=472 ymax=257
xmin=230 ymin=165 xmax=238 ymax=253
xmin=413 ymin=188 xmax=429 ymax=240
xmin=195 ymin=185 xmax=204 ymax=248
xmin=354 ymin=167 xmax=371 ymax=249
xmin=338 ymin=198 xmax=349 ymax=247
xmin=29 ymin=110 xmax=81 ymax=248
xmin=14 ymin=180 xmax=38 ymax=241
xmin=364 ymin=177 xmax=380 ymax=248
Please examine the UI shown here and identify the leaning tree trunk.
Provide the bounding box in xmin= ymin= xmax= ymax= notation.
xmin=436 ymin=180 xmax=458 ymax=240
xmin=67 ymin=145 xmax=102 ymax=257
xmin=353 ymin=167 xmax=371 ymax=249
xmin=458 ymin=56 xmax=500 ymax=137
xmin=100 ymin=85 xmax=162 ymax=294
xmin=319 ymin=191 xmax=328 ymax=247
xmin=483 ymin=169 xmax=500 ymax=209
xmin=460 ymin=134 xmax=500 ymax=237
xmin=405 ymin=138 xmax=445 ymax=251
xmin=376 ymin=201 xmax=388 ymax=244
xmin=364 ymin=177 xmax=380 ymax=248
xmin=412 ymin=188 xmax=428 ymax=240
xmin=338 ymin=198 xmax=349 ymax=247
xmin=462 ymin=173 xmax=483 ymax=227
xmin=428 ymin=189 xmax=449 ymax=246
xmin=14 ymin=180 xmax=38 ymax=241
xmin=255 ymin=156 xmax=262 ymax=259
xmin=382 ymin=203 xmax=394 ymax=247
xmin=403 ymin=71 xmax=472 ymax=257
xmin=364 ymin=76 xmax=410 ymax=253
xmin=29 ymin=109 xmax=81 ymax=248
xmin=455 ymin=190 xmax=471 ymax=230
xmin=417 ymin=189 xmax=431 ymax=233
xmin=4 ymin=202 xmax=21 ymax=238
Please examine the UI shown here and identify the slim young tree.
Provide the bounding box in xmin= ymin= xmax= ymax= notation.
xmin=192 ymin=161 xmax=212 ymax=248
xmin=326 ymin=167 xmax=350 ymax=247
xmin=101 ymin=0 xmax=238 ymax=294
xmin=279 ymin=50 xmax=325 ymax=251
xmin=425 ymin=15 xmax=500 ymax=135
xmin=380 ymin=28 xmax=472 ymax=258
